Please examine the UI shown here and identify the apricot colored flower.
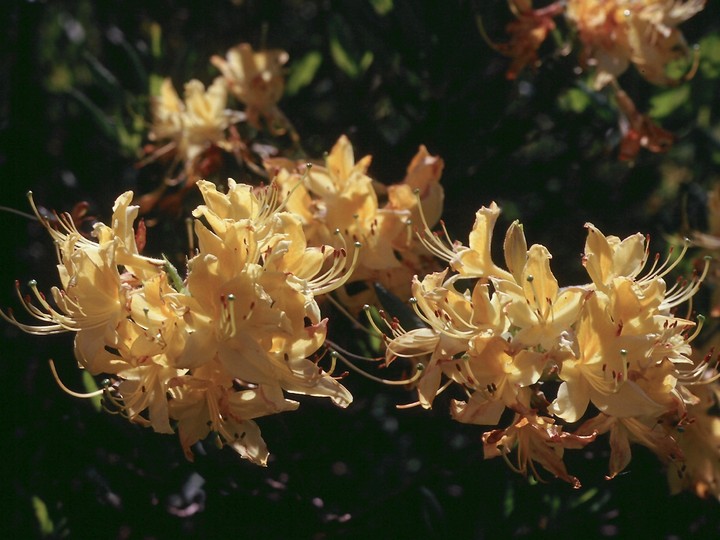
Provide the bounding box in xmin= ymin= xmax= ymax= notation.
xmin=211 ymin=43 xmax=289 ymax=128
xmin=150 ymin=77 xmax=243 ymax=164
xmin=566 ymin=0 xmax=705 ymax=88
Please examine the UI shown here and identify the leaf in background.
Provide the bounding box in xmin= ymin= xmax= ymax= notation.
xmin=699 ymin=32 xmax=720 ymax=79
xmin=31 ymin=496 xmax=54 ymax=537
xmin=557 ymin=87 xmax=591 ymax=114
xmin=82 ymin=371 xmax=103 ymax=412
xmin=328 ymin=14 xmax=373 ymax=78
xmin=370 ymin=0 xmax=394 ymax=16
xmin=649 ymin=85 xmax=690 ymax=119
xmin=285 ymin=51 xmax=323 ymax=95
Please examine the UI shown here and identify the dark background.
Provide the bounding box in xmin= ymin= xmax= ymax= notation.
xmin=2 ymin=1 xmax=720 ymax=538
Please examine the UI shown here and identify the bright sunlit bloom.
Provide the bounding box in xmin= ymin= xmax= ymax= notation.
xmin=4 ymin=180 xmax=360 ymax=465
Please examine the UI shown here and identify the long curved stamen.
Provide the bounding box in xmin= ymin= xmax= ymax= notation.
xmin=49 ymin=359 xmax=105 ymax=399
xmin=409 ymin=297 xmax=476 ymax=339
xmin=396 ymin=379 xmax=454 ymax=409
xmin=308 ymin=236 xmax=362 ymax=296
xmin=331 ymin=349 xmax=425 ymax=386
xmin=641 ymin=240 xmax=689 ymax=283
xmin=659 ymin=256 xmax=710 ymax=310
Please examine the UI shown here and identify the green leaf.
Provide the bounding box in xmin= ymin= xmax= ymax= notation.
xmin=82 ymin=371 xmax=103 ymax=412
xmin=557 ymin=87 xmax=591 ymax=114
xmin=328 ymin=15 xmax=373 ymax=78
xmin=370 ymin=0 xmax=394 ymax=16
xmin=699 ymin=33 xmax=720 ymax=79
xmin=503 ymin=483 xmax=515 ymax=518
xmin=285 ymin=51 xmax=323 ymax=96
xmin=649 ymin=85 xmax=690 ymax=119
xmin=31 ymin=496 xmax=54 ymax=537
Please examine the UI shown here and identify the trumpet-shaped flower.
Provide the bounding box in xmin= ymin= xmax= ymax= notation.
xmin=566 ymin=0 xmax=704 ymax=88
xmin=150 ymin=78 xmax=243 ymax=165
xmin=211 ymin=43 xmax=289 ymax=129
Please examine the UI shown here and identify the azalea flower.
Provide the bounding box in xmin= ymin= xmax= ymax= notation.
xmin=493 ymin=0 xmax=566 ymax=79
xmin=483 ymin=410 xmax=597 ymax=488
xmin=211 ymin=43 xmax=289 ymax=129
xmin=566 ymin=0 xmax=704 ymax=88
xmin=149 ymin=77 xmax=243 ymax=166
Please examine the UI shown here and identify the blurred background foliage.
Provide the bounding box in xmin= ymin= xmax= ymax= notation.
xmin=2 ymin=0 xmax=720 ymax=538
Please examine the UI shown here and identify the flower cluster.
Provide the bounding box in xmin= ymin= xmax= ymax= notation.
xmin=378 ymin=201 xmax=717 ymax=488
xmin=140 ymin=43 xmax=294 ymax=215
xmin=3 ymin=181 xmax=358 ymax=465
xmin=267 ymin=134 xmax=445 ymax=310
xmin=492 ymin=0 xmax=704 ymax=160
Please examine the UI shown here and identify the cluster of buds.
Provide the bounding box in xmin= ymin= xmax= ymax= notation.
xmin=3 ymin=180 xmax=359 ymax=465
xmin=376 ymin=201 xmax=718 ymax=490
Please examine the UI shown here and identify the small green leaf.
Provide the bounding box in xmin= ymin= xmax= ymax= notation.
xmin=285 ymin=51 xmax=323 ymax=95
xmin=150 ymin=22 xmax=163 ymax=60
xmin=31 ymin=496 xmax=54 ymax=537
xmin=649 ymin=85 xmax=690 ymax=119
xmin=503 ymin=483 xmax=515 ymax=517
xmin=557 ymin=87 xmax=591 ymax=114
xmin=328 ymin=15 xmax=372 ymax=78
xmin=370 ymin=0 xmax=394 ymax=16
xmin=699 ymin=33 xmax=720 ymax=79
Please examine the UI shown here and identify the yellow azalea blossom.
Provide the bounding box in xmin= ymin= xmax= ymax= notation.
xmin=483 ymin=410 xmax=597 ymax=488
xmin=495 ymin=0 xmax=566 ymax=79
xmin=583 ymin=223 xmax=647 ymax=292
xmin=493 ymin=243 xmax=586 ymax=351
xmin=150 ymin=77 xmax=243 ymax=165
xmin=384 ymin=270 xmax=515 ymax=410
xmin=419 ymin=201 xmax=513 ymax=281
xmin=1 ymin=192 xmax=164 ymax=373
xmin=577 ymin=412 xmax=683 ymax=479
xmin=566 ymin=0 xmax=704 ymax=88
xmin=449 ymin=342 xmax=546 ymax=426
xmin=386 ymin=145 xmax=445 ymax=235
xmin=211 ymin=43 xmax=289 ymax=129
xmin=668 ymin=384 xmax=720 ymax=499
xmin=550 ymin=292 xmax=670 ymax=422
xmin=305 ymin=135 xmax=409 ymax=275
xmin=169 ymin=377 xmax=298 ymax=465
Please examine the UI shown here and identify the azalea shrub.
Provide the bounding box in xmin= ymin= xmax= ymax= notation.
xmin=4 ymin=0 xmax=720 ymax=537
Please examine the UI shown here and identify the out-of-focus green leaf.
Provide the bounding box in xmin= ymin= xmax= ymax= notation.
xmin=31 ymin=496 xmax=54 ymax=537
xmin=149 ymin=73 xmax=164 ymax=97
xmin=557 ymin=87 xmax=591 ymax=114
xmin=649 ymin=85 xmax=690 ymax=119
xmin=285 ymin=51 xmax=323 ymax=95
xmin=370 ymin=0 xmax=394 ymax=16
xmin=503 ymin=483 xmax=515 ymax=517
xmin=82 ymin=371 xmax=103 ymax=412
xmin=328 ymin=14 xmax=373 ymax=78
xmin=150 ymin=22 xmax=163 ymax=60
xmin=699 ymin=33 xmax=720 ymax=79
